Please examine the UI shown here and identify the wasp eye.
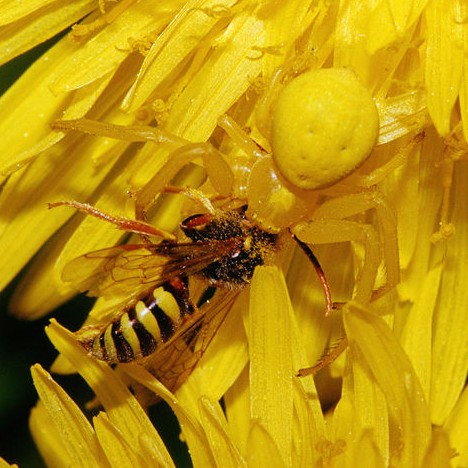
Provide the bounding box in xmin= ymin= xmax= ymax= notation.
xmin=180 ymin=213 xmax=214 ymax=231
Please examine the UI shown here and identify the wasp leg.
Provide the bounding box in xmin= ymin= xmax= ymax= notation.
xmin=297 ymin=335 xmax=348 ymax=377
xmin=48 ymin=200 xmax=175 ymax=241
xmin=292 ymin=236 xmax=334 ymax=316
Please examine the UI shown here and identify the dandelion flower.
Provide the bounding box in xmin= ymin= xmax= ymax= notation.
xmin=0 ymin=1 xmax=467 ymax=467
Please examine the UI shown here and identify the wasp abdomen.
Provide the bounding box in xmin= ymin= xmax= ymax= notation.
xmin=81 ymin=277 xmax=193 ymax=363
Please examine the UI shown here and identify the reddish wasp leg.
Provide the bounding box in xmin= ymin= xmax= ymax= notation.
xmin=48 ymin=200 xmax=176 ymax=241
xmin=297 ymin=335 xmax=348 ymax=377
xmin=293 ymin=236 xmax=334 ymax=316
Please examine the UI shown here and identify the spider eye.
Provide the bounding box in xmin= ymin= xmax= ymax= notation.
xmin=271 ymin=68 xmax=379 ymax=190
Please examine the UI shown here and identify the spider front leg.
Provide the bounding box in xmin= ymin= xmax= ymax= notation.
xmin=292 ymin=188 xmax=398 ymax=306
xmin=293 ymin=218 xmax=380 ymax=305
xmin=53 ymin=118 xmax=235 ymax=221
xmin=312 ymin=189 xmax=399 ymax=302
xmin=135 ymin=142 xmax=235 ymax=221
xmin=292 ymin=209 xmax=383 ymax=377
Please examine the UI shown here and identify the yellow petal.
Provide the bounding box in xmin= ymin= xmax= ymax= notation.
xmin=0 ymin=0 xmax=63 ymax=24
xmin=29 ymin=402 xmax=73 ymax=468
xmin=0 ymin=36 xmax=114 ymax=178
xmin=332 ymin=353 xmax=388 ymax=465
xmin=30 ymin=364 xmax=106 ymax=466
xmin=249 ymin=266 xmax=293 ymax=467
xmin=397 ymin=128 xmax=444 ymax=301
xmin=352 ymin=429 xmax=386 ymax=468
xmin=430 ymin=164 xmax=468 ymax=424
xmin=258 ymin=0 xmax=314 ymax=77
xmin=444 ymin=386 xmax=468 ymax=467
xmin=334 ymin=0 xmax=373 ymax=75
xmin=49 ymin=4 xmax=167 ymax=94
xmin=93 ymin=413 xmax=145 ymax=467
xmin=421 ymin=427 xmax=454 ymax=468
xmin=344 ymin=302 xmax=432 ymax=466
xmin=224 ymin=367 xmax=250 ymax=456
xmin=458 ymin=32 xmax=468 ymax=139
xmin=123 ymin=0 xmax=239 ymax=112
xmin=162 ymin=9 xmax=264 ymax=140
xmin=0 ymin=459 xmax=18 ymax=468
xmin=292 ymin=379 xmax=325 ymax=466
xmin=45 ymin=320 xmax=174 ymax=467
xmin=400 ymin=265 xmax=442 ymax=400
xmin=0 ymin=0 xmax=94 ymax=65
xmin=198 ymin=396 xmax=246 ymax=467
xmin=424 ymin=0 xmax=464 ymax=136
xmin=122 ymin=364 xmax=215 ymax=468
xmin=246 ymin=422 xmax=286 ymax=468
xmin=367 ymin=0 xmax=429 ymax=53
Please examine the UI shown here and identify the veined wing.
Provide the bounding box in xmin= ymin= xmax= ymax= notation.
xmin=143 ymin=288 xmax=240 ymax=392
xmin=62 ymin=239 xmax=242 ymax=299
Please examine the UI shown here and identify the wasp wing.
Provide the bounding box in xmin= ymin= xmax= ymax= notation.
xmin=62 ymin=239 xmax=242 ymax=299
xmin=143 ymin=288 xmax=240 ymax=392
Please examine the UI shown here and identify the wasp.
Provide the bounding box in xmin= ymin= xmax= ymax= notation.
xmin=50 ymin=199 xmax=332 ymax=390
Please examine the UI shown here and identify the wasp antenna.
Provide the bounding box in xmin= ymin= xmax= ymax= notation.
xmin=48 ymin=200 xmax=176 ymax=241
xmin=293 ymin=236 xmax=334 ymax=316
xmin=297 ymin=335 xmax=348 ymax=377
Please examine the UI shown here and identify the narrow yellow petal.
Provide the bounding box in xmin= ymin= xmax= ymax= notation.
xmin=431 ymin=164 xmax=468 ymax=424
xmin=352 ymin=429 xmax=386 ymax=468
xmin=424 ymin=0 xmax=464 ymax=135
xmin=246 ymin=422 xmax=286 ymax=468
xmin=458 ymin=20 xmax=468 ymax=139
xmin=0 ymin=36 xmax=114 ymax=178
xmin=0 ymin=135 xmax=120 ymax=294
xmin=292 ymin=379 xmax=325 ymax=467
xmin=444 ymin=386 xmax=468 ymax=467
xmin=260 ymin=0 xmax=313 ymax=76
xmin=49 ymin=5 xmax=168 ymax=94
xmin=224 ymin=367 xmax=250 ymax=456
xmin=93 ymin=413 xmax=145 ymax=467
xmin=0 ymin=0 xmax=94 ymax=65
xmin=367 ymin=0 xmax=429 ymax=53
xmin=421 ymin=427 xmax=454 ymax=468
xmin=351 ymin=352 xmax=389 ymax=462
xmin=163 ymin=9 xmax=264 ymax=140
xmin=0 ymin=0 xmax=52 ymax=25
xmin=249 ymin=266 xmax=293 ymax=467
xmin=400 ymin=265 xmax=442 ymax=400
xmin=29 ymin=402 xmax=72 ymax=468
xmin=122 ymin=364 xmax=215 ymax=468
xmin=344 ymin=302 xmax=432 ymax=466
xmin=389 ymin=137 xmax=421 ymax=269
xmin=0 ymin=459 xmax=18 ymax=468
xmin=198 ymin=396 xmax=247 ymax=467
xmin=123 ymin=0 xmax=239 ymax=112
xmin=397 ymin=128 xmax=444 ymax=301
xmin=30 ymin=364 xmax=106 ymax=467
xmin=334 ymin=0 xmax=373 ymax=75
xmin=45 ymin=320 xmax=174 ymax=467
xmin=332 ymin=354 xmax=388 ymax=466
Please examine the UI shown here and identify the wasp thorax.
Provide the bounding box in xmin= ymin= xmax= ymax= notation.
xmin=181 ymin=207 xmax=278 ymax=286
